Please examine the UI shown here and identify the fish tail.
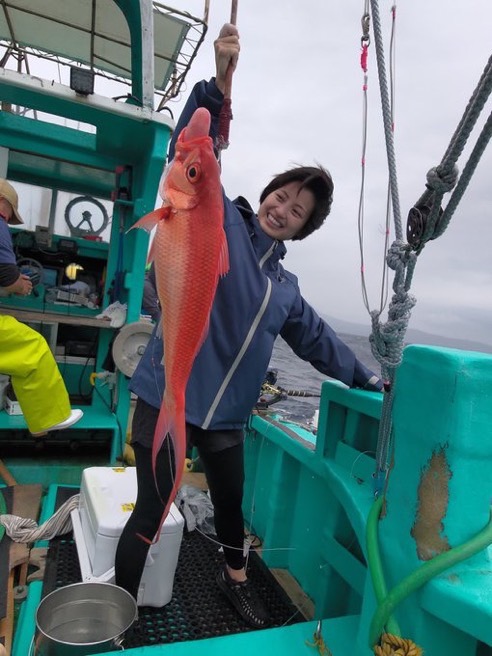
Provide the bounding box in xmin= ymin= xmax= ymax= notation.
xmin=149 ymin=393 xmax=187 ymax=543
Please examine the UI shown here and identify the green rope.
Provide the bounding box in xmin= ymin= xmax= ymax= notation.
xmin=366 ymin=496 xmax=401 ymax=637
xmin=369 ymin=505 xmax=492 ymax=647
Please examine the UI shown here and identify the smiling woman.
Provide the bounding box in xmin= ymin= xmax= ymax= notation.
xmin=115 ymin=21 xmax=382 ymax=632
xmin=258 ymin=181 xmax=314 ymax=241
xmin=258 ymin=166 xmax=334 ymax=241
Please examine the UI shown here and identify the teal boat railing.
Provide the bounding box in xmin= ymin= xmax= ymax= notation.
xmin=243 ymin=344 xmax=492 ymax=655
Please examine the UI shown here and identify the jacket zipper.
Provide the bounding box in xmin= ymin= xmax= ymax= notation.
xmin=201 ymin=240 xmax=278 ymax=428
xmin=202 ymin=277 xmax=273 ymax=429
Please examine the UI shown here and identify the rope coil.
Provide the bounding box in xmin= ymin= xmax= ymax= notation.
xmin=373 ymin=633 xmax=423 ymax=656
xmin=0 ymin=494 xmax=78 ymax=542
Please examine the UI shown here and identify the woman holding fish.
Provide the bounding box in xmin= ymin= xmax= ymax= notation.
xmin=115 ymin=24 xmax=382 ymax=629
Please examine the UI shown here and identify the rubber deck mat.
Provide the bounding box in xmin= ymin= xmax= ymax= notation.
xmin=41 ymin=486 xmax=304 ymax=648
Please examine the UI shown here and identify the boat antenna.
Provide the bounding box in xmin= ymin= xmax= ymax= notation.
xmin=216 ymin=0 xmax=238 ymax=158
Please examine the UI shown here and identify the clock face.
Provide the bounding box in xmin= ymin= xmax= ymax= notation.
xmin=65 ymin=196 xmax=110 ymax=237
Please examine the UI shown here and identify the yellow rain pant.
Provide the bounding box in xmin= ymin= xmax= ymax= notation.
xmin=0 ymin=314 xmax=71 ymax=434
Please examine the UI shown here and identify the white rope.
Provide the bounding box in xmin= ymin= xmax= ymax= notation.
xmin=0 ymin=494 xmax=79 ymax=542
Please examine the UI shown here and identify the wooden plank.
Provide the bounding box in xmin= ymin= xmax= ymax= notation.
xmin=0 ymin=484 xmax=43 ymax=655
xmin=10 ymin=484 xmax=42 ymax=523
xmin=271 ymin=568 xmax=314 ymax=620
xmin=0 ymin=307 xmax=115 ymax=329
xmin=0 ymin=462 xmax=16 ymax=488
xmin=9 ymin=484 xmax=43 ymax=572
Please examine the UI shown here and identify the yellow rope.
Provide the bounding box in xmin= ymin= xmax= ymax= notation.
xmin=373 ymin=633 xmax=423 ymax=656
xmin=305 ymin=635 xmax=332 ymax=656
xmin=306 ymin=626 xmax=333 ymax=656
xmin=305 ymin=627 xmax=422 ymax=655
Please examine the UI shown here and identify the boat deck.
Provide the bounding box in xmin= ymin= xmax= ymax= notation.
xmin=13 ymin=485 xmax=305 ymax=654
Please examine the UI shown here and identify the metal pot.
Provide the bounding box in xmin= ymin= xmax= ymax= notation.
xmin=34 ymin=582 xmax=137 ymax=655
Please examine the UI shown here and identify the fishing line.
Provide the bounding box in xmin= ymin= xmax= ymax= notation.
xmin=243 ymin=429 xmax=266 ymax=570
xmin=279 ymin=604 xmax=310 ymax=628
xmin=358 ymin=2 xmax=397 ymax=318
xmin=192 ymin=524 xmax=297 ymax=555
xmin=180 ymin=430 xmax=311 ymax=561
xmin=358 ymin=1 xmax=371 ymax=313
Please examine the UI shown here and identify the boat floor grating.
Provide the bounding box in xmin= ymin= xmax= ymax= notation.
xmin=41 ymin=486 xmax=304 ymax=648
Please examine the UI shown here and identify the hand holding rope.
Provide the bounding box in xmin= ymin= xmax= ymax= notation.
xmin=216 ymin=1 xmax=239 ymax=156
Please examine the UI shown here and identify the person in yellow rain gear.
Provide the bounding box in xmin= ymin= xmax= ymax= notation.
xmin=0 ymin=179 xmax=83 ymax=436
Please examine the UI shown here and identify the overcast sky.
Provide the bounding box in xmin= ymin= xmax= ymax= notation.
xmin=167 ymin=0 xmax=492 ymax=346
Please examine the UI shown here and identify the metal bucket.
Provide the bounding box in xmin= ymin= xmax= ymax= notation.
xmin=34 ymin=582 xmax=137 ymax=655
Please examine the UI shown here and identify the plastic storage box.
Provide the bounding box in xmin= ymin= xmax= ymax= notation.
xmin=77 ymin=466 xmax=184 ymax=607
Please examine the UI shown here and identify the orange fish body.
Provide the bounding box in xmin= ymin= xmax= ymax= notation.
xmin=133 ymin=107 xmax=229 ymax=532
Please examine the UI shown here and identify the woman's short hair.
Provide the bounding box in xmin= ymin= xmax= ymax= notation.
xmin=259 ymin=165 xmax=334 ymax=240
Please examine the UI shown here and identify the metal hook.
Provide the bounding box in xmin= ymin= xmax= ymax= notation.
xmin=361 ymin=13 xmax=371 ymax=43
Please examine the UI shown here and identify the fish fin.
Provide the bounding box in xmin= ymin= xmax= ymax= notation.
xmin=150 ymin=394 xmax=187 ymax=543
xmin=128 ymin=206 xmax=170 ymax=234
xmin=217 ymin=228 xmax=230 ymax=277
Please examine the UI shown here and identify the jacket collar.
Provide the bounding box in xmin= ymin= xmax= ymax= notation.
xmin=233 ymin=196 xmax=287 ymax=265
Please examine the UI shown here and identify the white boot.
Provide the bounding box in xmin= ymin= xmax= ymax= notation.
xmin=32 ymin=409 xmax=84 ymax=437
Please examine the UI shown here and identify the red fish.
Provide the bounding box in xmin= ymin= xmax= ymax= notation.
xmin=132 ymin=107 xmax=229 ymax=533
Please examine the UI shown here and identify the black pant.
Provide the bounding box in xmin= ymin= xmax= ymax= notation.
xmin=115 ymin=411 xmax=246 ymax=599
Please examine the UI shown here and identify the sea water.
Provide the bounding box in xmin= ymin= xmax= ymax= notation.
xmin=267 ymin=334 xmax=380 ymax=424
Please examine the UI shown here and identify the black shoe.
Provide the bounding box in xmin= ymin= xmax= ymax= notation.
xmin=216 ymin=567 xmax=270 ymax=629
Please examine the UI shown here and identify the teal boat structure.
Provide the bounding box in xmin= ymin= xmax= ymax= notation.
xmin=0 ymin=2 xmax=491 ymax=656
xmin=0 ymin=0 xmax=209 ymax=469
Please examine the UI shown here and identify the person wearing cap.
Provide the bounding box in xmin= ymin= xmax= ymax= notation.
xmin=0 ymin=178 xmax=84 ymax=436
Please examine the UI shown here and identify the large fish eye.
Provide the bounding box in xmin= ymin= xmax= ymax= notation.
xmin=186 ymin=164 xmax=201 ymax=182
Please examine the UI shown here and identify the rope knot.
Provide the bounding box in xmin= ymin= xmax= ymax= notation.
xmin=426 ymin=164 xmax=459 ymax=194
xmin=369 ymin=287 xmax=416 ymax=369
xmin=373 ymin=633 xmax=423 ymax=656
xmin=386 ymin=240 xmax=410 ymax=271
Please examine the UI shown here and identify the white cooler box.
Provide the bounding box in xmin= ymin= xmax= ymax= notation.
xmin=73 ymin=466 xmax=184 ymax=607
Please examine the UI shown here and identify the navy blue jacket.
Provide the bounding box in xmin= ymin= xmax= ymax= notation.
xmin=129 ymin=79 xmax=381 ymax=430
xmin=0 ymin=218 xmax=20 ymax=287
